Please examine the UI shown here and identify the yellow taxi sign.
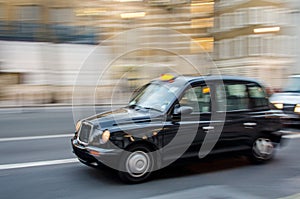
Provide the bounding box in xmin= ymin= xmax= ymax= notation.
xmin=160 ymin=74 xmax=176 ymax=81
xmin=202 ymin=87 xmax=210 ymax=94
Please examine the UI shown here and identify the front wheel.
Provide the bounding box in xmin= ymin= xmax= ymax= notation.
xmin=118 ymin=145 xmax=154 ymax=183
xmin=249 ymin=137 xmax=275 ymax=164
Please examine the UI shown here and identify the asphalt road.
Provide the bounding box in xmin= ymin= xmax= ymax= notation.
xmin=0 ymin=107 xmax=300 ymax=199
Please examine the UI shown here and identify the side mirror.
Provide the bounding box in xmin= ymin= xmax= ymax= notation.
xmin=174 ymin=106 xmax=193 ymax=115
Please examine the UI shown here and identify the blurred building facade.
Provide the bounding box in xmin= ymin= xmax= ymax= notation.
xmin=0 ymin=0 xmax=214 ymax=51
xmin=288 ymin=0 xmax=300 ymax=75
xmin=212 ymin=0 xmax=296 ymax=89
xmin=0 ymin=0 xmax=298 ymax=105
xmin=0 ymin=0 xmax=98 ymax=44
xmin=0 ymin=0 xmax=215 ymax=105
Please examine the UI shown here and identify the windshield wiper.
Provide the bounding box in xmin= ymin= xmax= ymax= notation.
xmin=128 ymin=104 xmax=147 ymax=110
xmin=142 ymin=106 xmax=162 ymax=112
xmin=128 ymin=104 xmax=162 ymax=112
xmin=128 ymin=104 xmax=140 ymax=109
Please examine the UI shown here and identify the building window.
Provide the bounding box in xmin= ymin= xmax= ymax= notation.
xmin=278 ymin=8 xmax=290 ymax=26
xmin=213 ymin=16 xmax=220 ymax=31
xmin=227 ymin=13 xmax=234 ymax=30
xmin=226 ymin=39 xmax=233 ymax=58
xmin=15 ymin=6 xmax=41 ymax=36
xmin=219 ymin=40 xmax=225 ymax=59
xmin=0 ymin=4 xmax=5 ymax=20
xmin=234 ymin=36 xmax=246 ymax=58
xmin=49 ymin=8 xmax=74 ymax=24
xmin=220 ymin=39 xmax=233 ymax=59
xmin=219 ymin=39 xmax=233 ymax=59
xmin=0 ymin=3 xmax=6 ymax=35
xmin=220 ymin=13 xmax=234 ymax=31
xmin=248 ymin=35 xmax=262 ymax=56
xmin=264 ymin=7 xmax=276 ymax=25
xmin=248 ymin=7 xmax=263 ymax=25
xmin=213 ymin=41 xmax=219 ymax=59
xmin=291 ymin=36 xmax=297 ymax=56
xmin=276 ymin=35 xmax=289 ymax=57
xmin=234 ymin=9 xmax=246 ymax=28
xmin=17 ymin=5 xmax=41 ymax=22
xmin=290 ymin=9 xmax=300 ymax=25
xmin=262 ymin=35 xmax=274 ymax=56
xmin=220 ymin=13 xmax=229 ymax=31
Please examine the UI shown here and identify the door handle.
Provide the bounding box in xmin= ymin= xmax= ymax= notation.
xmin=243 ymin=122 xmax=257 ymax=127
xmin=203 ymin=126 xmax=214 ymax=130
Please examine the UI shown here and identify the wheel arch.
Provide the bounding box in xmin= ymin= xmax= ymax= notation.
xmin=125 ymin=140 xmax=159 ymax=152
xmin=257 ymin=130 xmax=282 ymax=144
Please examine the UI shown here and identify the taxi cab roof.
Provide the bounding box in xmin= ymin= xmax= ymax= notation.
xmin=153 ymin=74 xmax=260 ymax=85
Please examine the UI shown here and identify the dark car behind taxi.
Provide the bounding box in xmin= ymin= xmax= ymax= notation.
xmin=270 ymin=75 xmax=300 ymax=126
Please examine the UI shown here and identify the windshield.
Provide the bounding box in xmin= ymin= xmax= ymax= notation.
xmin=128 ymin=83 xmax=180 ymax=112
xmin=283 ymin=77 xmax=300 ymax=92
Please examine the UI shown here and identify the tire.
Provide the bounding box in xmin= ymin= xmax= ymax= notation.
xmin=118 ymin=145 xmax=154 ymax=184
xmin=248 ymin=137 xmax=275 ymax=164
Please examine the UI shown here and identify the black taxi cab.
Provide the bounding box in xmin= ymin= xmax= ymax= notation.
xmin=72 ymin=74 xmax=284 ymax=183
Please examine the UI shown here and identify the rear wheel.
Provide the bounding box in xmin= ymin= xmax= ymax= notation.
xmin=249 ymin=137 xmax=275 ymax=164
xmin=118 ymin=145 xmax=154 ymax=183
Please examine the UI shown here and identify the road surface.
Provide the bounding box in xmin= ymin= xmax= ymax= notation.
xmin=0 ymin=106 xmax=300 ymax=199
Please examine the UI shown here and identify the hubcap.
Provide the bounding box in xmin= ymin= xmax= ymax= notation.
xmin=253 ymin=138 xmax=274 ymax=159
xmin=126 ymin=151 xmax=150 ymax=178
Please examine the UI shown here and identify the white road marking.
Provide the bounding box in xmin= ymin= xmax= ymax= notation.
xmin=0 ymin=134 xmax=74 ymax=142
xmin=0 ymin=158 xmax=79 ymax=170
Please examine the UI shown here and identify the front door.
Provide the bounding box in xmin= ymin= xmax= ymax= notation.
xmin=162 ymin=83 xmax=212 ymax=161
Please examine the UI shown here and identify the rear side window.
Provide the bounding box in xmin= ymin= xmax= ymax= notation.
xmin=216 ymin=83 xmax=249 ymax=112
xmin=247 ymin=84 xmax=268 ymax=108
xmin=215 ymin=81 xmax=268 ymax=112
xmin=225 ymin=84 xmax=249 ymax=111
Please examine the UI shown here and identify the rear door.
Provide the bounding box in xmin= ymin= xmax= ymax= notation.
xmin=213 ymin=81 xmax=258 ymax=152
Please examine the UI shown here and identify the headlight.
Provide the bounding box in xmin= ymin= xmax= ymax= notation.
xmin=294 ymin=104 xmax=300 ymax=113
xmin=89 ymin=129 xmax=110 ymax=145
xmin=101 ymin=130 xmax=110 ymax=144
xmin=75 ymin=120 xmax=82 ymax=132
xmin=273 ymin=102 xmax=283 ymax=109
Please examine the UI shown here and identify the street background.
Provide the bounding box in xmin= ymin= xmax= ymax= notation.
xmin=1 ymin=0 xmax=300 ymax=198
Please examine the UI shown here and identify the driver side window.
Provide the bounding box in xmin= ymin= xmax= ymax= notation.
xmin=179 ymin=85 xmax=211 ymax=113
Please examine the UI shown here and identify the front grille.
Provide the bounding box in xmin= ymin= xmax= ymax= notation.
xmin=283 ymin=104 xmax=295 ymax=114
xmin=78 ymin=123 xmax=92 ymax=144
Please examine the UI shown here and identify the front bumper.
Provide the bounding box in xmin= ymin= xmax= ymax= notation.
xmin=71 ymin=137 xmax=122 ymax=168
